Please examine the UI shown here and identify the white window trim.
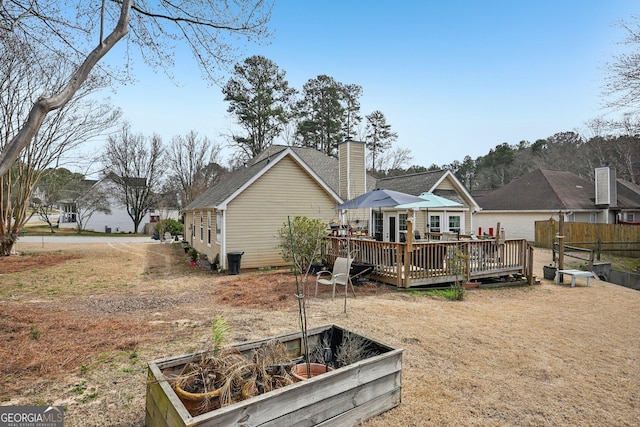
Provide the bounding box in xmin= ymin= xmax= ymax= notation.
xmin=216 ymin=212 xmax=222 ymax=244
xmin=207 ymin=212 xmax=211 ymax=247
xmin=200 ymin=212 xmax=204 ymax=242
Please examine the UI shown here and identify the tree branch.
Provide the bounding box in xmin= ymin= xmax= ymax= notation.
xmin=0 ymin=0 xmax=132 ymax=177
xmin=129 ymin=1 xmax=264 ymax=32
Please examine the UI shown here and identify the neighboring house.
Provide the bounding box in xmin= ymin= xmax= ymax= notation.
xmin=57 ymin=179 xmax=97 ymax=228
xmin=58 ymin=174 xmax=176 ymax=234
xmin=183 ymin=140 xmax=480 ymax=270
xmin=472 ymin=167 xmax=640 ymax=241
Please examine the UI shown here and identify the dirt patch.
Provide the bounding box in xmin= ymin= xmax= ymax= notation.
xmin=0 ymin=301 xmax=160 ymax=397
xmin=2 ymin=241 xmax=639 ymax=427
xmin=0 ymin=251 xmax=83 ymax=273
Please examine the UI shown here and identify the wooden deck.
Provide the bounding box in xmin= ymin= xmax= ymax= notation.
xmin=326 ymin=237 xmax=534 ymax=288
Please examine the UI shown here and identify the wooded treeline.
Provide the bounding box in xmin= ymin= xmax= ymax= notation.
xmin=443 ymin=130 xmax=640 ymax=190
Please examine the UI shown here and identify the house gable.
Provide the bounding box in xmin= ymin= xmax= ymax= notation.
xmin=223 ymin=155 xmax=340 ymax=268
xmin=377 ymin=169 xmax=479 ymax=211
xmin=185 ymin=146 xmax=344 ymax=212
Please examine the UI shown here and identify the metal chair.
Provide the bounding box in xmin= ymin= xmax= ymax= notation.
xmin=315 ymin=257 xmax=356 ymax=299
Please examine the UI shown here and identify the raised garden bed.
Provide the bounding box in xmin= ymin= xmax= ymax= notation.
xmin=146 ymin=324 xmax=403 ymax=427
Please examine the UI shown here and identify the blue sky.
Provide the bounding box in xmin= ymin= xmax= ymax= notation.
xmin=95 ymin=1 xmax=639 ymax=169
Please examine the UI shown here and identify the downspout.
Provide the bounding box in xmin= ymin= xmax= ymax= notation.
xmin=221 ymin=210 xmax=227 ymax=269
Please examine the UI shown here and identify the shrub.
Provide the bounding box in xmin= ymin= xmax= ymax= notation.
xmin=277 ymin=216 xmax=327 ymax=275
xmin=156 ymin=218 xmax=184 ymax=238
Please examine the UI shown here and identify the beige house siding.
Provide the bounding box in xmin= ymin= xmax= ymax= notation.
xmin=186 ymin=210 xmax=221 ymax=260
xmin=463 ymin=212 xmax=472 ymax=235
xmin=223 ymin=155 xmax=338 ymax=269
xmin=436 ymin=177 xmax=456 ymax=191
xmin=433 ymin=177 xmax=474 ymax=234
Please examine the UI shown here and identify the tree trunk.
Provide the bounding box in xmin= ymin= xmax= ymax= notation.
xmin=0 ymin=0 xmax=132 ymax=177
xmin=0 ymin=234 xmax=17 ymax=256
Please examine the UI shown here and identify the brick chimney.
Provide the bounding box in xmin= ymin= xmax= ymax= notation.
xmin=338 ymin=139 xmax=366 ymax=201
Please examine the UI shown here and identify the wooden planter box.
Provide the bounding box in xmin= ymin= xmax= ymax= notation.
xmin=146 ymin=324 xmax=403 ymax=427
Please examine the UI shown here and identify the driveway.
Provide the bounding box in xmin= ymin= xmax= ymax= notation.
xmin=17 ymin=235 xmax=159 ymax=244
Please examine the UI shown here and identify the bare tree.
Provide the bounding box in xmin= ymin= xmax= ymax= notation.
xmin=371 ymin=147 xmax=414 ymax=176
xmin=166 ymin=130 xmax=226 ymax=207
xmin=604 ymin=16 xmax=640 ymax=110
xmin=0 ymin=0 xmax=273 ymax=177
xmin=384 ymin=147 xmax=413 ymax=172
xmin=102 ymin=124 xmax=165 ymax=233
xmin=0 ymin=35 xmax=120 ymax=255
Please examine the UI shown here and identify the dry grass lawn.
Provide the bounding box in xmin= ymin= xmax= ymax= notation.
xmin=1 ymin=240 xmax=639 ymax=426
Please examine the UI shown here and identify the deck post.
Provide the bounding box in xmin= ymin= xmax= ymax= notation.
xmin=527 ymin=244 xmax=534 ymax=284
xmin=463 ymin=242 xmax=471 ymax=282
xmin=558 ymin=213 xmax=565 ymax=284
xmin=403 ymin=211 xmax=414 ymax=288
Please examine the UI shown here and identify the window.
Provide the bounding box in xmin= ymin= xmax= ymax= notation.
xmin=200 ymin=212 xmax=203 ymax=241
xmin=399 ymin=214 xmax=407 ymax=231
xmin=448 ymin=215 xmax=461 ymax=232
xmin=216 ymin=213 xmax=222 ymax=243
xmin=192 ymin=212 xmax=196 ymax=237
xmin=566 ymin=212 xmax=575 ymax=223
xmin=590 ymin=212 xmax=597 ymax=223
xmin=626 ymin=213 xmax=635 ymax=222
xmin=373 ymin=210 xmax=383 ymax=240
xmin=399 ymin=214 xmax=408 ymax=242
xmin=429 ymin=215 xmax=440 ymax=233
xmin=207 ymin=212 xmax=211 ymax=245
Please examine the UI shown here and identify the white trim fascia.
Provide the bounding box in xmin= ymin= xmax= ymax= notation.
xmin=475 ymin=209 xmax=602 ymax=214
xmin=432 ymin=170 xmax=481 ymax=211
xmin=215 ymin=147 xmax=343 ymax=210
xmin=221 ymin=209 xmax=227 ymax=269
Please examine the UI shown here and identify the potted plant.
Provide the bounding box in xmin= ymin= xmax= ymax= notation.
xmin=543 ymin=263 xmax=557 ymax=280
xmin=171 ymin=316 xmax=295 ymax=417
xmin=147 ymin=324 xmax=402 ymax=427
xmin=463 ymin=281 xmax=481 ymax=289
xmin=188 ymin=248 xmax=198 ymax=266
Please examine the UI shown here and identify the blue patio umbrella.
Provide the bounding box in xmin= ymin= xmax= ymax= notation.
xmin=336 ymin=189 xmax=426 ymax=210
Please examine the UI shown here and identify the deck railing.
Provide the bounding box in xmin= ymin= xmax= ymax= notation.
xmin=325 ymin=237 xmax=533 ymax=288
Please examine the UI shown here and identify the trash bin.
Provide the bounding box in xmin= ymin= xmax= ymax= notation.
xmin=227 ymin=251 xmax=244 ymax=275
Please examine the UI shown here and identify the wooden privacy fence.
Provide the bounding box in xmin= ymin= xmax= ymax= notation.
xmin=325 ymin=237 xmax=533 ymax=288
xmin=535 ymin=220 xmax=640 ymax=258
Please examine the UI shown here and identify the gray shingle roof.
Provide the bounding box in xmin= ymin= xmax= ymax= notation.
xmin=184 ymin=145 xmax=363 ymax=210
xmin=375 ymin=170 xmax=447 ymax=196
xmin=616 ymin=179 xmax=640 ymax=209
xmin=474 ymin=169 xmax=596 ymax=210
xmin=184 ymin=146 xmax=456 ymax=211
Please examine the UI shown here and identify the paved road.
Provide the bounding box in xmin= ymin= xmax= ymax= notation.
xmin=17 ymin=235 xmax=159 ymax=244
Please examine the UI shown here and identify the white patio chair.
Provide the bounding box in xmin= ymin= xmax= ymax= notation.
xmin=315 ymin=257 xmax=356 ymax=300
